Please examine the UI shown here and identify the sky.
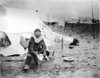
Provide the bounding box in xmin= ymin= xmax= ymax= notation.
xmin=0 ymin=7 xmax=43 ymax=33
xmin=0 ymin=0 xmax=99 ymax=19
xmin=0 ymin=0 xmax=99 ymax=33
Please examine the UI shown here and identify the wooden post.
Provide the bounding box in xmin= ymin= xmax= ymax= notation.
xmin=91 ymin=0 xmax=95 ymax=39
xmin=92 ymin=21 xmax=95 ymax=39
xmin=61 ymin=37 xmax=63 ymax=50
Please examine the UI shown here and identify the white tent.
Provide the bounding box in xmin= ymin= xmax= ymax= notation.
xmin=0 ymin=7 xmax=52 ymax=56
xmin=0 ymin=7 xmax=74 ymax=56
xmin=0 ymin=33 xmax=26 ymax=56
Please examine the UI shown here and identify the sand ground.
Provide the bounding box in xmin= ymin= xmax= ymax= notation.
xmin=0 ymin=26 xmax=100 ymax=78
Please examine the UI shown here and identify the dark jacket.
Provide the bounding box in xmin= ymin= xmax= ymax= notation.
xmin=28 ymin=37 xmax=46 ymax=54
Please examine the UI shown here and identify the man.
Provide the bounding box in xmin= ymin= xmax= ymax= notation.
xmin=23 ymin=28 xmax=49 ymax=72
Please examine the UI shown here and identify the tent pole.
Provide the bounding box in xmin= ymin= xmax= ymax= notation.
xmin=91 ymin=0 xmax=95 ymax=39
xmin=61 ymin=37 xmax=63 ymax=50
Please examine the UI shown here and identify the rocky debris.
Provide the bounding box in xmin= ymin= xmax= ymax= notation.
xmin=92 ymin=70 xmax=100 ymax=78
xmin=1 ymin=61 xmax=24 ymax=76
xmin=1 ymin=49 xmax=100 ymax=78
xmin=72 ymin=68 xmax=93 ymax=78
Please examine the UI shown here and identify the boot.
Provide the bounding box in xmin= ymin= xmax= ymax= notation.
xmin=23 ymin=65 xmax=30 ymax=72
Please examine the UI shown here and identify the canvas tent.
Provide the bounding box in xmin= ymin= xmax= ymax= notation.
xmin=0 ymin=30 xmax=11 ymax=48
xmin=0 ymin=7 xmax=51 ymax=56
xmin=0 ymin=6 xmax=74 ymax=56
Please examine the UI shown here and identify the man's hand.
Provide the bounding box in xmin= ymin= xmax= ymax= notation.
xmin=33 ymin=51 xmax=38 ymax=55
xmin=29 ymin=51 xmax=38 ymax=55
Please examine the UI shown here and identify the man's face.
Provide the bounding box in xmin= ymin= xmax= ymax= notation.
xmin=34 ymin=31 xmax=41 ymax=38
